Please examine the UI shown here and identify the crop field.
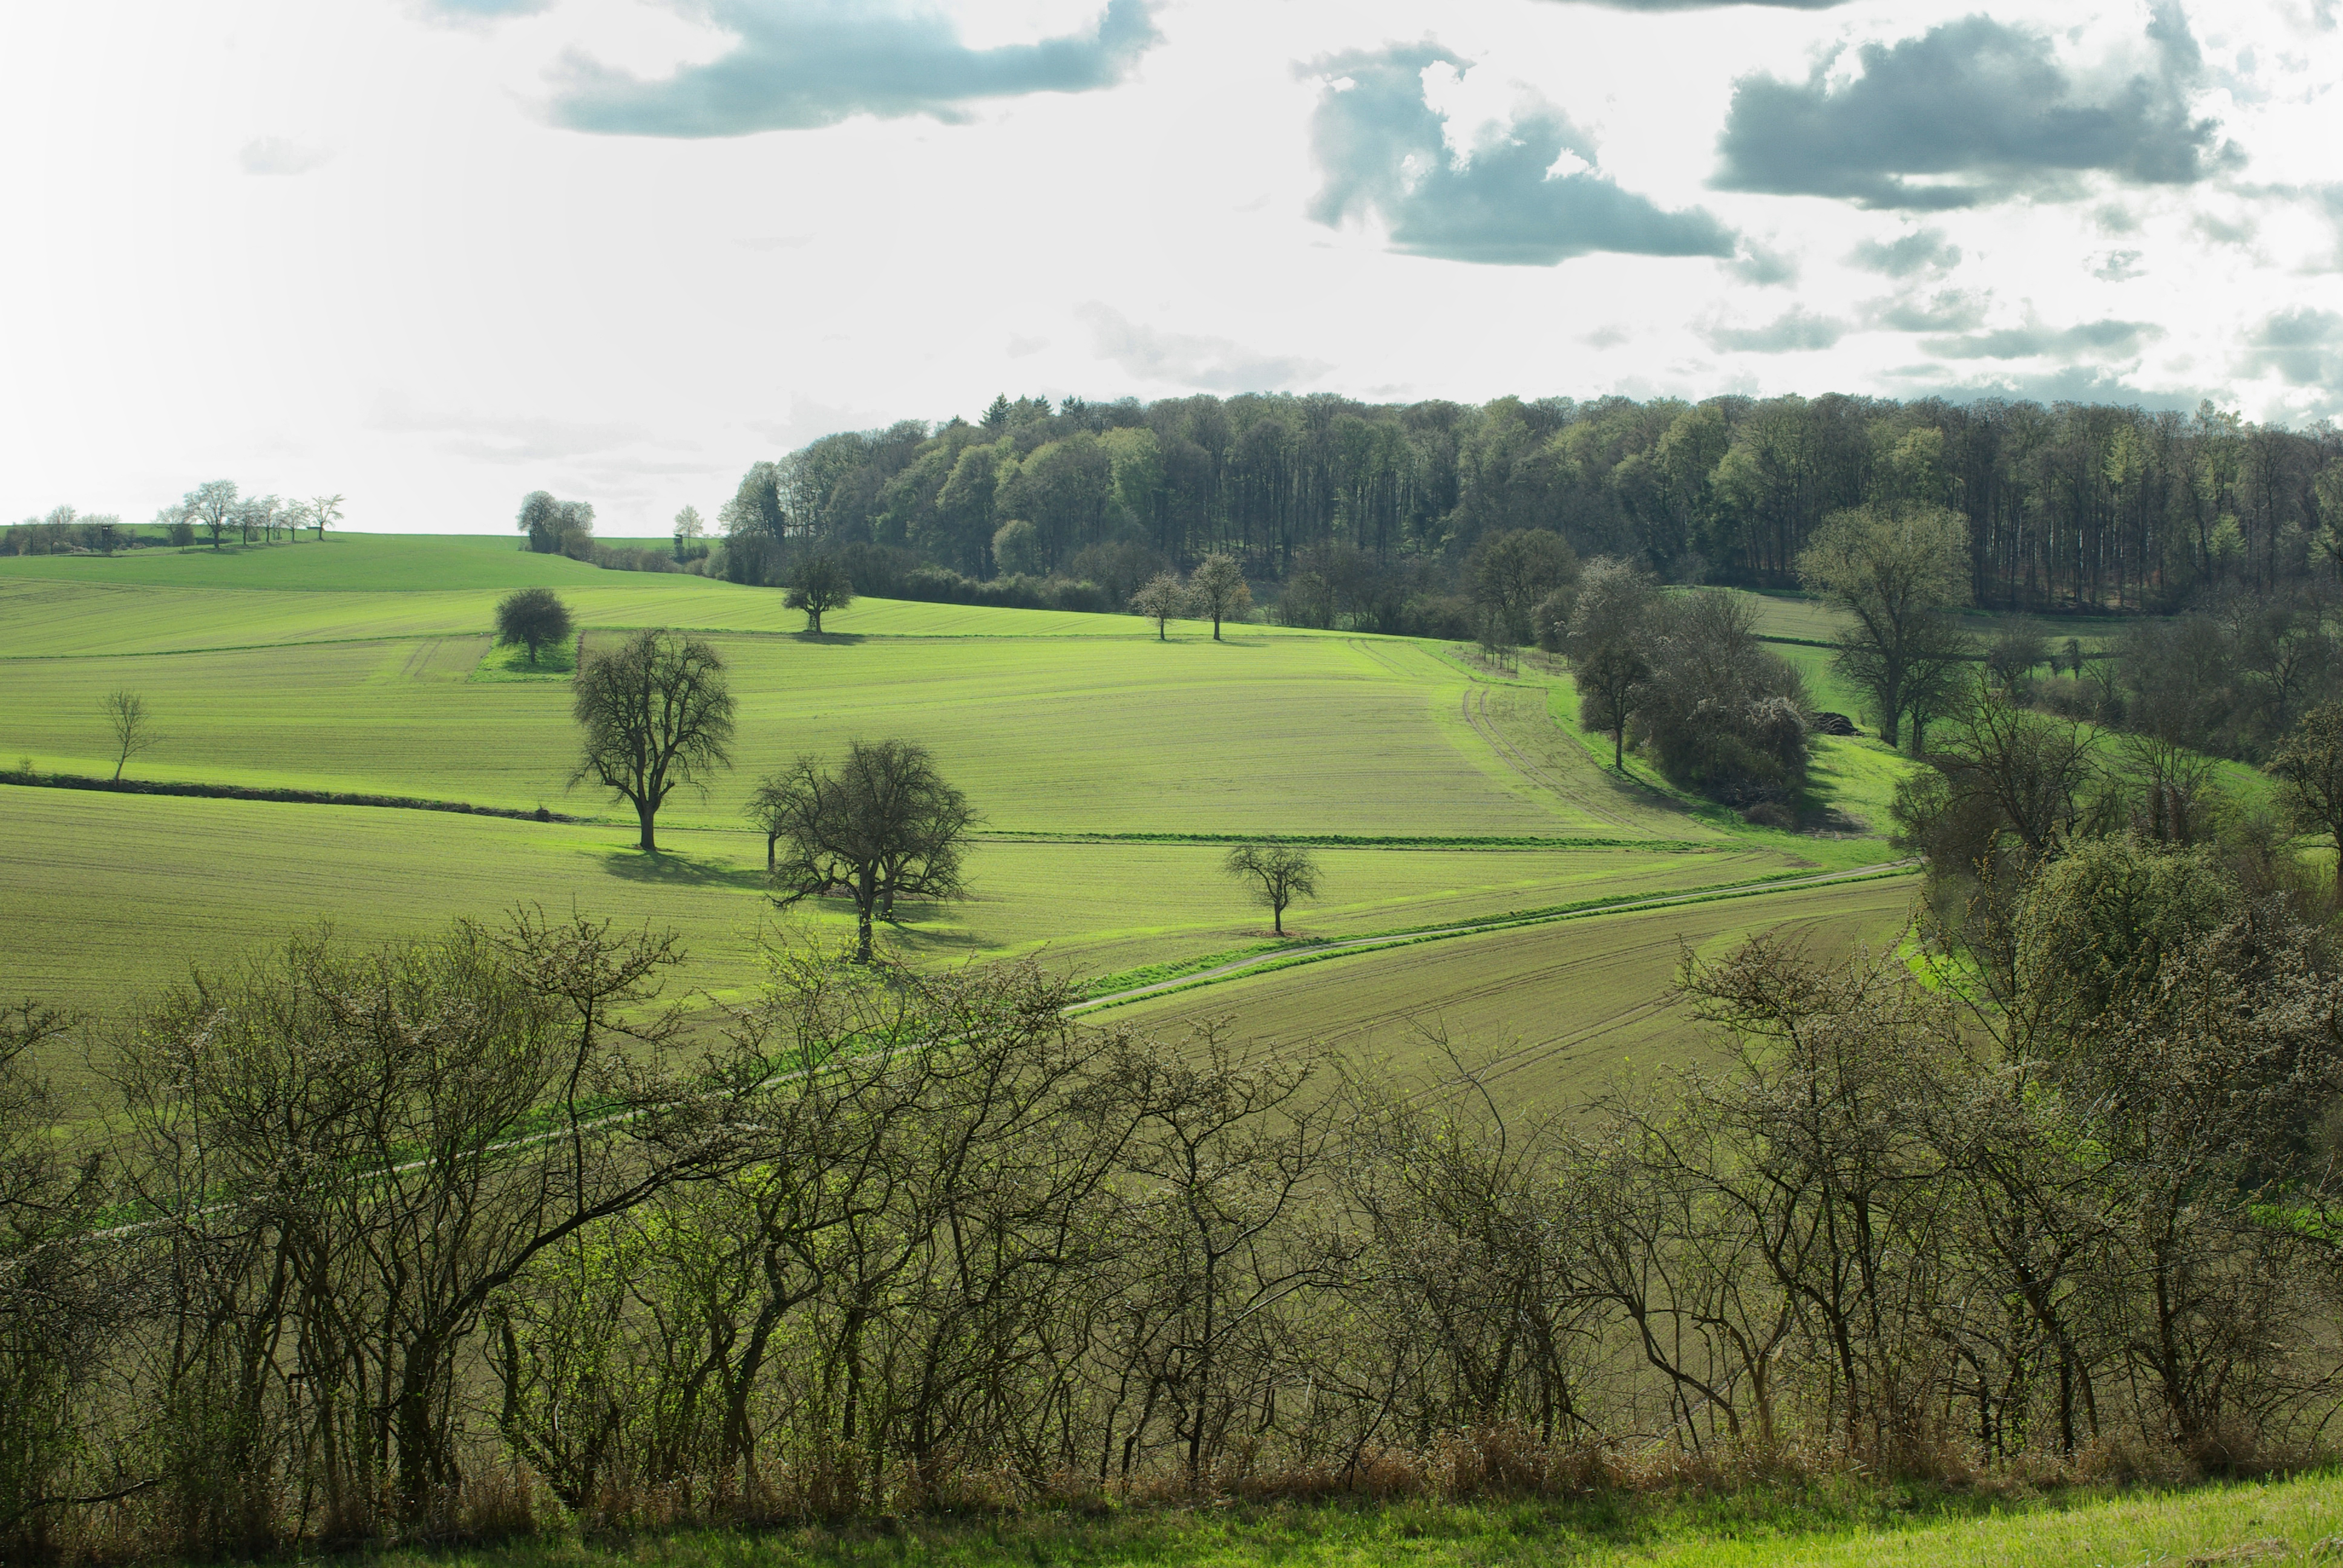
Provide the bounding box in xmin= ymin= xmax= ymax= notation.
xmin=1104 ymin=873 xmax=1918 ymax=1102
xmin=1 ymin=535 xmax=1923 ymax=1099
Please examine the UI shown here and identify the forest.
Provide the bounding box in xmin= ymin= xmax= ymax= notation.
xmin=706 ymin=391 xmax=2343 ymax=618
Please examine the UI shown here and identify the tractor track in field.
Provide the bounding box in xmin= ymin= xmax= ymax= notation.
xmin=1067 ymin=858 xmax=1918 ymax=1014
xmin=1460 ymin=683 xmax=1646 ymax=834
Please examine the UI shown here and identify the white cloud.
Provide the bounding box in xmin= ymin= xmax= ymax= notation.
xmin=238 ymin=136 xmax=334 ymax=175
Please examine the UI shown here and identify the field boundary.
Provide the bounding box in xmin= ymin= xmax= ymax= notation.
xmin=0 ymin=772 xmax=583 ymax=823
xmin=1069 ymin=859 xmax=1921 ymax=1013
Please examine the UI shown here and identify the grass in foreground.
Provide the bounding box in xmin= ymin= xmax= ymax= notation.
xmin=347 ymin=1471 xmax=2342 ymax=1568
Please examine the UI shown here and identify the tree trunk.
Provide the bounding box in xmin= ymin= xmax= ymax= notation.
xmin=1613 ymin=726 xmax=1624 ymax=769
xmin=637 ymin=799 xmax=658 ymax=853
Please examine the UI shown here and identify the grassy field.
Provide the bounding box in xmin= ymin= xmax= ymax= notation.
xmin=1106 ymin=874 xmax=1918 ymax=1101
xmin=2 ymin=536 xmax=1925 ymax=1101
xmin=334 ymin=1471 xmax=2342 ymax=1567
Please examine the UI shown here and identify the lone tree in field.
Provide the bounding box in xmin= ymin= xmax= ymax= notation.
xmin=496 ymin=587 xmax=574 ymax=665
xmin=2269 ymin=704 xmax=2343 ymax=897
xmin=785 ymin=554 xmax=854 ymax=633
xmin=759 ymin=739 xmax=977 ymax=961
xmin=1223 ymin=843 xmax=1320 ymax=936
xmin=309 ymin=494 xmax=343 ymax=540
xmin=101 ymin=690 xmax=159 ymax=781
xmin=1797 ymin=503 xmax=1969 ymax=750
xmin=570 ymin=628 xmax=735 ymax=852
xmin=1189 ymin=554 xmax=1251 ymax=641
xmin=1131 ymin=572 xmax=1191 ymax=640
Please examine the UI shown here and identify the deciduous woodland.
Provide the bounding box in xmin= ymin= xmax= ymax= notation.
xmin=685 ymin=392 xmax=2340 ymax=615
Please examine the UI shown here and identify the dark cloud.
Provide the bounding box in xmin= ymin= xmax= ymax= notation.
xmin=1921 ymin=319 xmax=2160 ymax=360
xmin=2242 ymin=307 xmax=2343 ymax=385
xmin=1705 ymin=308 xmax=1846 ymax=352
xmin=1715 ymin=7 xmax=2235 ymax=209
xmin=549 ymin=0 xmax=1158 ymax=136
xmin=1847 ymin=227 xmax=1960 ymax=277
xmin=1304 ymin=45 xmax=1735 ymax=264
xmin=1732 ymin=238 xmax=1798 ymax=286
xmin=1883 ymin=362 xmax=2200 ymax=408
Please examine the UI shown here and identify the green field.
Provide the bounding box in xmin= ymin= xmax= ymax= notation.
xmin=1 ymin=535 xmax=1920 ymax=1096
xmin=344 ymin=1471 xmax=2342 ymax=1567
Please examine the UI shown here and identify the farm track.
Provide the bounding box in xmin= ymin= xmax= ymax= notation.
xmin=1069 ymin=858 xmax=1917 ymax=1013
xmin=1460 ymin=682 xmax=1645 ymax=832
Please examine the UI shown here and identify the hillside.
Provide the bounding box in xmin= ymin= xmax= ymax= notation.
xmin=0 ymin=535 xmax=1919 ymax=1080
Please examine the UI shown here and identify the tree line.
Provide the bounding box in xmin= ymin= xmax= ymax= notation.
xmin=695 ymin=391 xmax=2343 ymax=616
xmin=3 ymin=839 xmax=2335 ymax=1559
xmin=4 ymin=486 xmax=345 ymax=556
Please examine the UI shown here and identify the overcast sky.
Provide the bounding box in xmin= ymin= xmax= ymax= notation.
xmin=3 ymin=0 xmax=2340 ymax=535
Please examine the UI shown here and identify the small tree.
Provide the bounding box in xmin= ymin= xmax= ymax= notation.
xmin=1797 ymin=503 xmax=1969 ymax=748
xmin=309 ymin=493 xmax=343 ymax=540
xmin=1131 ymin=573 xmax=1191 ymax=640
xmin=101 ymin=690 xmax=159 ymax=781
xmin=759 ymin=739 xmax=978 ymax=961
xmin=2268 ymin=703 xmax=2343 ymax=892
xmin=785 ymin=554 xmax=854 ymax=633
xmin=570 ymin=629 xmax=735 ymax=852
xmin=496 ymin=586 xmax=574 ymax=665
xmin=1189 ymin=554 xmax=1251 ymax=642
xmin=1223 ymin=843 xmax=1319 ymax=935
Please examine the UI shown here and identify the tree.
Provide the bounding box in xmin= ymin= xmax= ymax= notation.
xmin=101 ymin=690 xmax=158 ymax=781
xmin=674 ymin=504 xmax=704 ymax=542
xmin=784 ymin=553 xmax=854 ymax=633
xmin=1469 ymin=529 xmax=1579 ymax=644
xmin=759 ymin=740 xmax=977 ymax=961
xmin=1797 ymin=503 xmax=1969 ymax=748
xmin=1189 ymin=553 xmax=1251 ymax=641
xmin=309 ymin=494 xmax=342 ymax=540
xmin=569 ymin=629 xmax=735 ymax=852
xmin=182 ymin=480 xmax=238 ymax=550
xmin=992 ymin=518 xmax=1040 ymax=576
xmin=1565 ymin=557 xmax=1656 ymax=769
xmin=1222 ymin=843 xmax=1319 ymax=935
xmin=519 ymin=492 xmax=594 ymax=555
xmin=1131 ymin=572 xmax=1191 ymax=640
xmin=496 ymin=587 xmax=574 ymax=665
xmin=2267 ymin=703 xmax=2343 ymax=889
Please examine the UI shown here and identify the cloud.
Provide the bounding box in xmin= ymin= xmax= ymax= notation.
xmin=1920 ymin=318 xmax=2160 ymax=360
xmin=1077 ymin=304 xmax=1327 ymax=392
xmin=373 ymin=400 xmax=654 ymax=463
xmin=420 ymin=0 xmax=552 ymax=15
xmin=1882 ymin=362 xmax=2198 ymax=408
xmin=238 ymin=137 xmax=333 ymax=175
xmin=1715 ymin=7 xmax=2235 ymax=209
xmin=1705 ymin=307 xmax=1846 ymax=352
xmin=548 ymin=0 xmax=1159 ymax=136
xmin=1542 ymin=0 xmax=1847 ymax=7
xmin=1303 ymin=45 xmax=1735 ymax=264
xmin=1864 ymin=289 xmax=1988 ymax=332
xmin=2092 ymin=249 xmax=2146 ymax=280
xmin=1848 ymin=227 xmax=1961 ymax=277
xmin=2241 ymin=307 xmax=2343 ymax=384
xmin=1732 ymin=237 xmax=1798 ymax=286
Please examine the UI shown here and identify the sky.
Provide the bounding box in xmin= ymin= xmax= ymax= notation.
xmin=2 ymin=0 xmax=2341 ymax=535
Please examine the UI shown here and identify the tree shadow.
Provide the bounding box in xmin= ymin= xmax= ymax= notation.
xmin=787 ymin=630 xmax=868 ymax=644
xmin=594 ymin=849 xmax=770 ymax=892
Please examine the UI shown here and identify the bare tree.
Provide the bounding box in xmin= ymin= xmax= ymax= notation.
xmin=102 ymin=690 xmax=159 ymax=781
xmin=1223 ymin=843 xmax=1319 ymax=935
xmin=180 ymin=480 xmax=238 ymax=550
xmin=1130 ymin=573 xmax=1191 ymax=641
xmin=759 ymin=740 xmax=977 ymax=961
xmin=570 ymin=629 xmax=736 ymax=852
xmin=2267 ymin=703 xmax=2343 ymax=881
xmin=309 ymin=494 xmax=343 ymax=541
xmin=1188 ymin=554 xmax=1251 ymax=642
